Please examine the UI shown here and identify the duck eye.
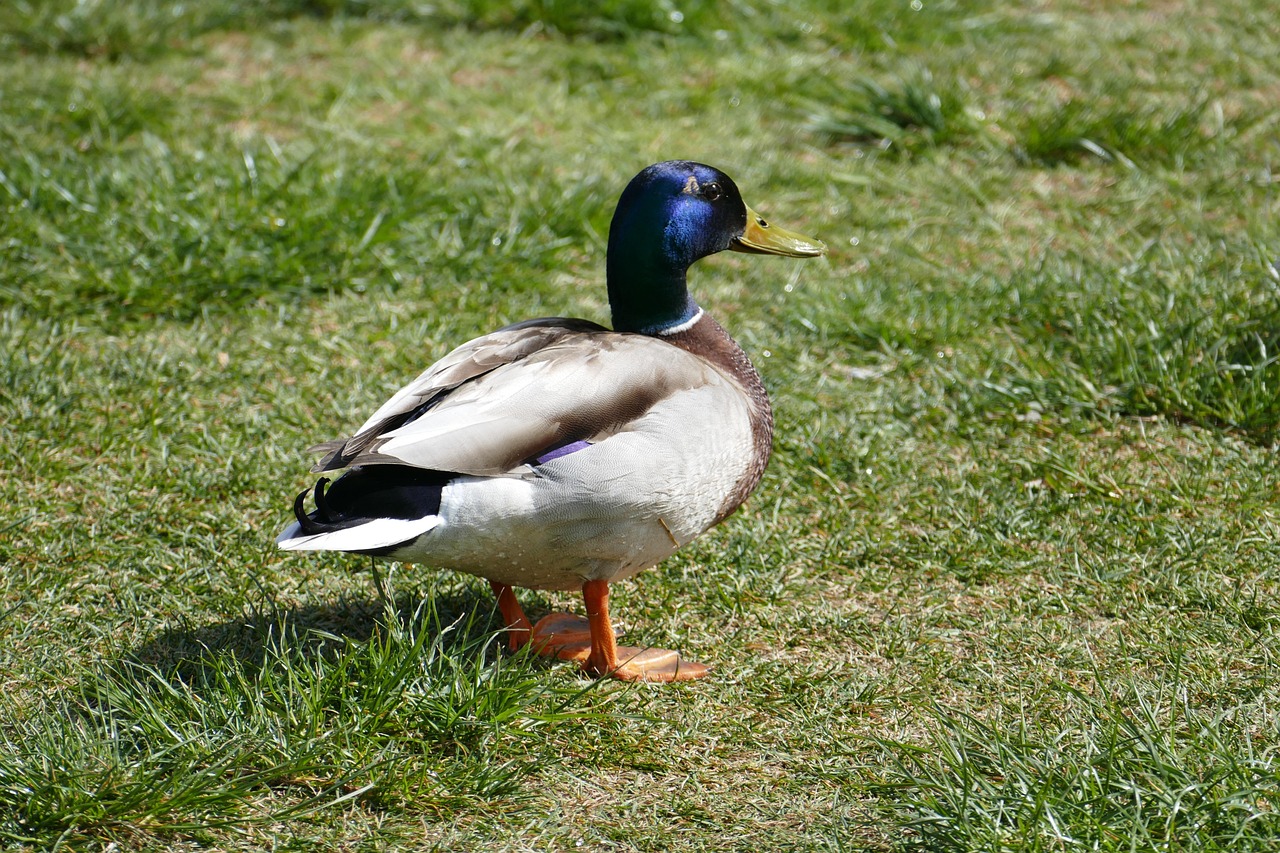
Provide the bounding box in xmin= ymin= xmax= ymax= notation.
xmin=703 ymin=182 xmax=722 ymax=201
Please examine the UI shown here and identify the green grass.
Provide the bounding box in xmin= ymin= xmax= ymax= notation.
xmin=2 ymin=0 xmax=1278 ymax=849
xmin=868 ymin=678 xmax=1280 ymax=851
xmin=3 ymin=593 xmax=594 ymax=845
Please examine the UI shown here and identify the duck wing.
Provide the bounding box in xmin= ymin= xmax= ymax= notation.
xmin=308 ymin=317 xmax=728 ymax=477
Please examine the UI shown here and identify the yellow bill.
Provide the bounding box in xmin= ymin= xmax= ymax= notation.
xmin=731 ymin=204 xmax=826 ymax=257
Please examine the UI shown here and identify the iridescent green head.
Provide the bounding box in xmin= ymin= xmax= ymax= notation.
xmin=606 ymin=161 xmax=825 ymax=335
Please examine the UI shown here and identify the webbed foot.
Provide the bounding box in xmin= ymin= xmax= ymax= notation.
xmin=528 ymin=585 xmax=708 ymax=682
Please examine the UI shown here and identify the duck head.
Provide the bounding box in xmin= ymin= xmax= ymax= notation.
xmin=606 ymin=161 xmax=826 ymax=334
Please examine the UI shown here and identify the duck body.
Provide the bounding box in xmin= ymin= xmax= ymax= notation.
xmin=278 ymin=161 xmax=823 ymax=680
xmin=279 ymin=314 xmax=767 ymax=591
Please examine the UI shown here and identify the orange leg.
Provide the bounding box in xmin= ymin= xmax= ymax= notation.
xmin=488 ymin=580 xmax=532 ymax=651
xmin=583 ymin=579 xmax=619 ymax=677
xmin=527 ymin=579 xmax=710 ymax=682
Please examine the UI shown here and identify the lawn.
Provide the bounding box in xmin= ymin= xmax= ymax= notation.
xmin=2 ymin=0 xmax=1278 ymax=849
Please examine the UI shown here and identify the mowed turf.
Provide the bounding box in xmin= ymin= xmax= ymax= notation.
xmin=1 ymin=1 xmax=1278 ymax=849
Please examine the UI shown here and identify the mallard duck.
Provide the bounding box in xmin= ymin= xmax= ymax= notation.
xmin=277 ymin=161 xmax=824 ymax=682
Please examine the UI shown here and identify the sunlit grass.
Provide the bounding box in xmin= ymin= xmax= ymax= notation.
xmin=1 ymin=592 xmax=601 ymax=847
xmin=804 ymin=67 xmax=980 ymax=153
xmin=2 ymin=0 xmax=1278 ymax=849
xmin=869 ymin=681 xmax=1280 ymax=852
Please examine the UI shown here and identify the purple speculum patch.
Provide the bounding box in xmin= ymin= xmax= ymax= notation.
xmin=534 ymin=440 xmax=592 ymax=464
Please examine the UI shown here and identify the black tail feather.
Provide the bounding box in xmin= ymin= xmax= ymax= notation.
xmin=290 ymin=466 xmax=449 ymax=536
xmin=313 ymin=476 xmax=334 ymax=519
xmin=294 ymin=478 xmax=336 ymax=534
xmin=293 ymin=488 xmax=314 ymax=531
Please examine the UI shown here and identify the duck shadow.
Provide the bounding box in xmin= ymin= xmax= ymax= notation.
xmin=121 ymin=582 xmax=551 ymax=687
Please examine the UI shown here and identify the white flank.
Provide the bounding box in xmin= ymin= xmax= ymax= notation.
xmin=275 ymin=515 xmax=442 ymax=552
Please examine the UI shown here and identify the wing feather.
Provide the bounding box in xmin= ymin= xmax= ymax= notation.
xmin=309 ymin=318 xmax=728 ymax=476
xmin=312 ymin=318 xmax=604 ymax=471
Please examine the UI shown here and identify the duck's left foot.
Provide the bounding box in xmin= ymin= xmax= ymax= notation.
xmin=529 ymin=612 xmax=594 ymax=662
xmin=528 ymin=583 xmax=709 ymax=682
xmin=599 ymin=646 xmax=709 ymax=682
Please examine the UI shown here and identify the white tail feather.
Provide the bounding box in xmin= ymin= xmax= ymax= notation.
xmin=276 ymin=515 xmax=442 ymax=552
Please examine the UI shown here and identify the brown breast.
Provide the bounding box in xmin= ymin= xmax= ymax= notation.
xmin=659 ymin=313 xmax=773 ymax=525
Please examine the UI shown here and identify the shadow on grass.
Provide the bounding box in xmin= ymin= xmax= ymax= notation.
xmin=0 ymin=581 xmax=599 ymax=848
xmin=123 ymin=583 xmax=518 ymax=684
